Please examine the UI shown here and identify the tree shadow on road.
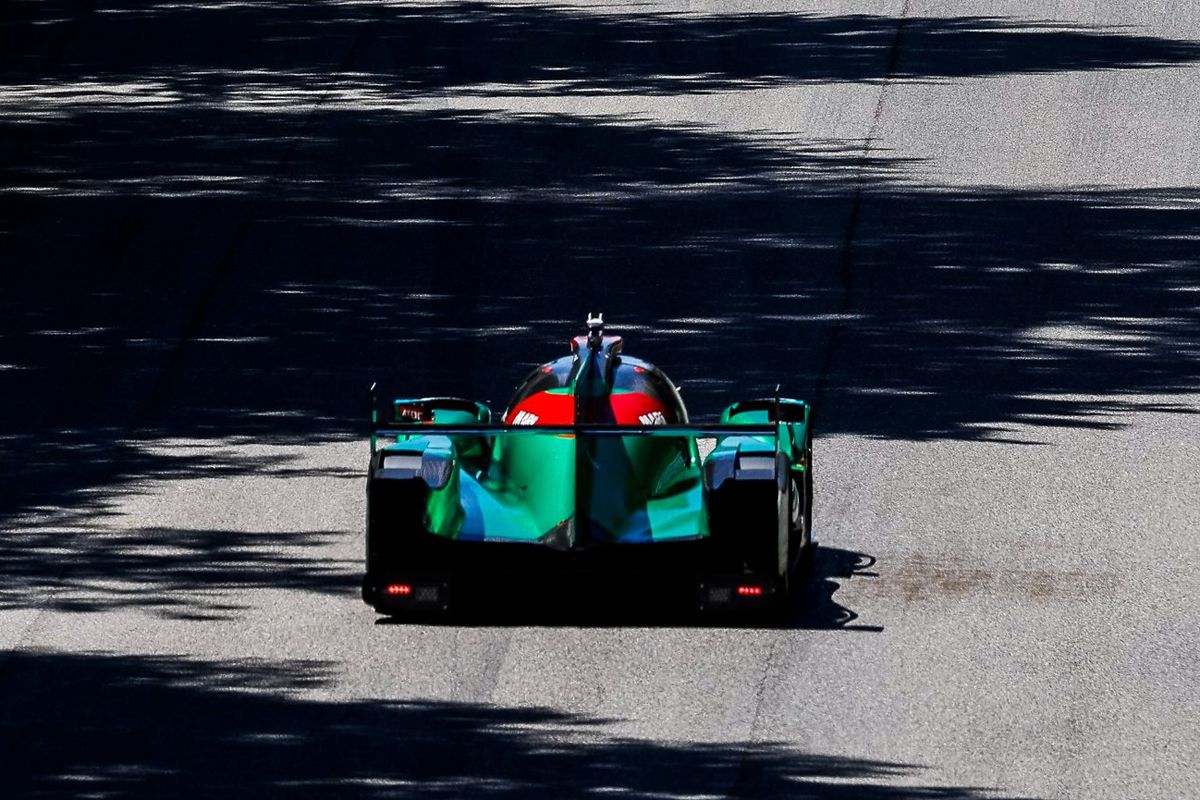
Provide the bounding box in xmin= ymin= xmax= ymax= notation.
xmin=0 ymin=649 xmax=1028 ymax=799
xmin=0 ymin=523 xmax=358 ymax=620
xmin=3 ymin=106 xmax=1196 ymax=522
xmin=1 ymin=2 xmax=1198 ymax=601
xmin=5 ymin=1 xmax=1200 ymax=93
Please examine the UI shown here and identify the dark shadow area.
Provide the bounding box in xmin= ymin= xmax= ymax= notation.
xmin=3 ymin=103 xmax=1197 ymax=522
xmin=380 ymin=545 xmax=879 ymax=631
xmin=790 ymin=545 xmax=882 ymax=632
xmin=1 ymin=3 xmax=1197 ymax=593
xmin=0 ymin=523 xmax=357 ymax=619
xmin=4 ymin=1 xmax=1200 ymax=93
xmin=0 ymin=649 xmax=1030 ymax=799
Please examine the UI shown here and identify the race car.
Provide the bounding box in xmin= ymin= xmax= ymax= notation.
xmin=362 ymin=315 xmax=812 ymax=618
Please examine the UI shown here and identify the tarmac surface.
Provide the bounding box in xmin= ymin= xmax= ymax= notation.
xmin=1 ymin=1 xmax=1198 ymax=797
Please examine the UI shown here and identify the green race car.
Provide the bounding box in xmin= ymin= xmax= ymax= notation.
xmin=363 ymin=315 xmax=812 ymax=618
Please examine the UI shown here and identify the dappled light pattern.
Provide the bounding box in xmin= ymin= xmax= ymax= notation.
xmin=3 ymin=110 xmax=1195 ymax=436
xmin=4 ymin=1 xmax=1200 ymax=96
xmin=2 ymin=2 xmax=1198 ymax=527
xmin=0 ymin=649 xmax=1031 ymax=799
xmin=0 ymin=523 xmax=355 ymax=619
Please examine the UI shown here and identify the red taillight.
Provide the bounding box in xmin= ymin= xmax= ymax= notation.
xmin=737 ymin=585 xmax=763 ymax=597
xmin=386 ymin=584 xmax=413 ymax=596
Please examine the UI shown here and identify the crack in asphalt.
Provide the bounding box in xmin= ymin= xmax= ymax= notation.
xmin=813 ymin=0 xmax=913 ymax=419
xmin=728 ymin=3 xmax=914 ymax=793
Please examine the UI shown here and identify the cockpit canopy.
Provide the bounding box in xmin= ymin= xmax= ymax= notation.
xmin=504 ymin=354 xmax=688 ymax=425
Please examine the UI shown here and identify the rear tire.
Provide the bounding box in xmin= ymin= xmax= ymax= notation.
xmin=805 ymin=435 xmax=814 ymax=544
xmin=788 ymin=473 xmax=812 ymax=569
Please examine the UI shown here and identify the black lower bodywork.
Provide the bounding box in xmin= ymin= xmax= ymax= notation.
xmin=363 ymin=476 xmax=808 ymax=620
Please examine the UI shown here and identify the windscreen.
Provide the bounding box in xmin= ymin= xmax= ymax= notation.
xmin=612 ymin=358 xmax=688 ymax=423
xmin=504 ymin=357 xmax=576 ymax=419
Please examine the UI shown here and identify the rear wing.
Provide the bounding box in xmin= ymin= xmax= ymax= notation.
xmin=372 ymin=422 xmax=778 ymax=438
xmin=368 ymin=383 xmax=806 ymax=442
xmin=368 ymin=385 xmax=810 ymax=475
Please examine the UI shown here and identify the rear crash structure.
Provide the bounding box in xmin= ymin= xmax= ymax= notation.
xmin=363 ymin=316 xmax=812 ymax=619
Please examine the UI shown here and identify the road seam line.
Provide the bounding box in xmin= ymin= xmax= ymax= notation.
xmin=814 ymin=0 xmax=912 ymax=413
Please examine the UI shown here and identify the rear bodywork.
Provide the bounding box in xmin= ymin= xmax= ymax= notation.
xmin=363 ymin=322 xmax=812 ymax=616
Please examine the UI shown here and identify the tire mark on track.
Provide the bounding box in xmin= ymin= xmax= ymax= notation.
xmin=813 ymin=0 xmax=912 ymax=417
xmin=726 ymin=633 xmax=785 ymax=798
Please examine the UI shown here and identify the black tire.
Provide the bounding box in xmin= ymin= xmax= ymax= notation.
xmin=788 ymin=476 xmax=812 ymax=568
xmin=783 ymin=433 xmax=814 ymax=606
xmin=799 ymin=433 xmax=813 ymax=552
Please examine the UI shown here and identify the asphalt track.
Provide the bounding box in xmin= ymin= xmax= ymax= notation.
xmin=1 ymin=1 xmax=1198 ymax=797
